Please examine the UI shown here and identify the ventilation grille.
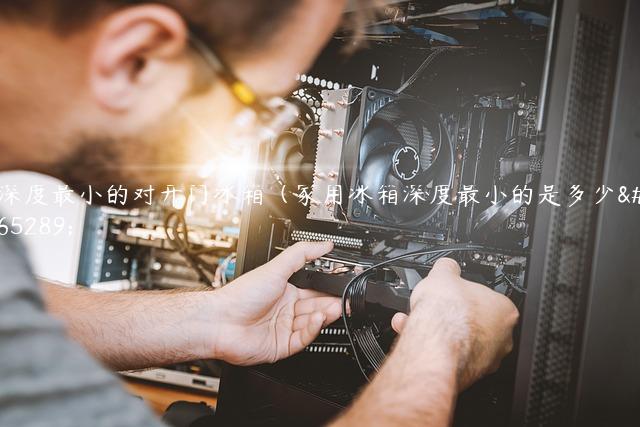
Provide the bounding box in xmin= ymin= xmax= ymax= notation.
xmin=525 ymin=14 xmax=616 ymax=426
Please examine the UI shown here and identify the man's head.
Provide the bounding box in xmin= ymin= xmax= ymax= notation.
xmin=0 ymin=0 xmax=349 ymax=200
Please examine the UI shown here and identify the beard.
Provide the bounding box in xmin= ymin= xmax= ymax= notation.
xmin=49 ymin=80 xmax=241 ymax=209
xmin=52 ymin=113 xmax=197 ymax=209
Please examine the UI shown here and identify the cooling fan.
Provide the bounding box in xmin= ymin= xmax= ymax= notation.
xmin=344 ymin=88 xmax=454 ymax=229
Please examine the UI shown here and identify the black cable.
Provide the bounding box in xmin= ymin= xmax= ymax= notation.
xmin=341 ymin=243 xmax=485 ymax=381
xmin=395 ymin=47 xmax=452 ymax=94
xmin=353 ymin=274 xmax=386 ymax=370
xmin=165 ymin=213 xmax=212 ymax=284
xmin=163 ymin=201 xmax=218 ymax=286
xmin=349 ymin=272 xmax=385 ymax=371
xmin=342 ymin=273 xmax=372 ymax=379
xmin=502 ymin=274 xmax=527 ymax=294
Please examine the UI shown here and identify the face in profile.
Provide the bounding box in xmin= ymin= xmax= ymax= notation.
xmin=38 ymin=1 xmax=347 ymax=207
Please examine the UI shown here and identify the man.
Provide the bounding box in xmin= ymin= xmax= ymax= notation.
xmin=0 ymin=1 xmax=518 ymax=426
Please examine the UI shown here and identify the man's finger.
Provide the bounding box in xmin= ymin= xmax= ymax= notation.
xmin=323 ymin=300 xmax=342 ymax=325
xmin=263 ymin=241 xmax=334 ymax=280
xmin=429 ymin=257 xmax=462 ymax=278
xmin=294 ymin=296 xmax=341 ymax=316
xmin=297 ymin=288 xmax=334 ymax=300
xmin=293 ymin=312 xmax=337 ymax=331
xmin=294 ymin=298 xmax=342 ymax=327
xmin=391 ymin=312 xmax=408 ymax=333
xmin=297 ymin=290 xmax=345 ymax=323
xmin=292 ymin=313 xmax=316 ymax=331
xmin=289 ymin=312 xmax=325 ymax=355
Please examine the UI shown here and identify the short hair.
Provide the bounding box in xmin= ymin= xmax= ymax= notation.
xmin=0 ymin=0 xmax=307 ymax=58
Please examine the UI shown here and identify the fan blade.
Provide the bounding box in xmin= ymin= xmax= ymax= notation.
xmin=395 ymin=101 xmax=425 ymax=153
xmin=359 ymin=145 xmax=399 ymax=221
xmin=284 ymin=151 xmax=311 ymax=188
xmin=359 ymin=118 xmax=405 ymax=170
xmin=414 ymin=118 xmax=452 ymax=188
xmin=271 ymin=131 xmax=314 ymax=188
xmin=361 ymin=153 xmax=436 ymax=224
xmin=271 ymin=131 xmax=300 ymax=178
xmin=383 ymin=174 xmax=433 ymax=224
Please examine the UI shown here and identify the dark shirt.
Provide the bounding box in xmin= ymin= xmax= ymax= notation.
xmin=0 ymin=232 xmax=163 ymax=427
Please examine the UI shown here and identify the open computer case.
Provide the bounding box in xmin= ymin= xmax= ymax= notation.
xmin=215 ymin=0 xmax=640 ymax=426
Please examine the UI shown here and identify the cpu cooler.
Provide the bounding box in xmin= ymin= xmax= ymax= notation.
xmin=343 ymin=88 xmax=454 ymax=230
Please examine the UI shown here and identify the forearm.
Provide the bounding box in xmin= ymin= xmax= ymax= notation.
xmin=331 ymin=307 xmax=462 ymax=427
xmin=41 ymin=282 xmax=221 ymax=371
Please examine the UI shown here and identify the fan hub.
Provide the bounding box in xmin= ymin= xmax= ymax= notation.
xmin=392 ymin=146 xmax=420 ymax=181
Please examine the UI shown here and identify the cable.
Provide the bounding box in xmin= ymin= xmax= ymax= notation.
xmin=370 ymin=1 xmax=513 ymax=26
xmin=502 ymin=274 xmax=527 ymax=294
xmin=164 ymin=210 xmax=213 ymax=285
xmin=214 ymin=253 xmax=236 ymax=287
xmin=341 ymin=243 xmax=485 ymax=381
xmin=395 ymin=47 xmax=452 ymax=94
xmin=163 ymin=197 xmax=233 ymax=286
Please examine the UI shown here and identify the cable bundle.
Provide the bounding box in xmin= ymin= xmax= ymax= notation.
xmin=163 ymin=200 xmax=234 ymax=286
xmin=341 ymin=244 xmax=485 ymax=380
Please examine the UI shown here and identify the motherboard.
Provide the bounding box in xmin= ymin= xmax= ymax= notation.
xmin=229 ymin=1 xmax=552 ymax=424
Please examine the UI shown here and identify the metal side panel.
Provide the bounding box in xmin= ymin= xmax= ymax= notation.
xmin=573 ymin=0 xmax=640 ymax=424
xmin=512 ymin=0 xmax=627 ymax=426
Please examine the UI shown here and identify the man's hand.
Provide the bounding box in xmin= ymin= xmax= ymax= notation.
xmin=210 ymin=241 xmax=342 ymax=366
xmin=390 ymin=257 xmax=518 ymax=390
xmin=332 ymin=258 xmax=518 ymax=427
xmin=42 ymin=241 xmax=339 ymax=371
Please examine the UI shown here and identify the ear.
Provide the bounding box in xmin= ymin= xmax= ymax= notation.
xmin=89 ymin=5 xmax=188 ymax=111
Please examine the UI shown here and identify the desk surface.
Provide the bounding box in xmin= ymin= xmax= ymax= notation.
xmin=123 ymin=378 xmax=217 ymax=416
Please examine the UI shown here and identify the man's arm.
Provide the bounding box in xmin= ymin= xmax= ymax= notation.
xmin=41 ymin=283 xmax=222 ymax=370
xmin=332 ymin=258 xmax=519 ymax=427
xmin=41 ymin=242 xmax=341 ymax=371
xmin=334 ymin=308 xmax=460 ymax=426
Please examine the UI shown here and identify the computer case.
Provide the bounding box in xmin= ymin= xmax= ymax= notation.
xmin=216 ymin=1 xmax=640 ymax=426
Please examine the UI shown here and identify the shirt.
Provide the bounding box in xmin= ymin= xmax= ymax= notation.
xmin=0 ymin=231 xmax=164 ymax=427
